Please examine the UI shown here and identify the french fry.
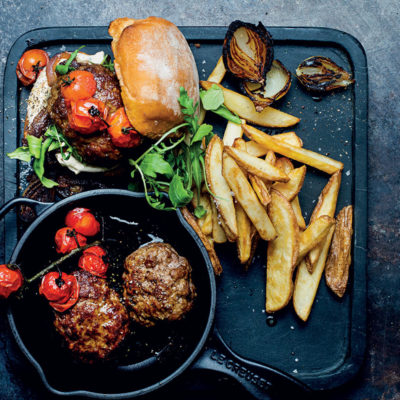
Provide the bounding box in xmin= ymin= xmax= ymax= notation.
xmin=275 ymin=157 xmax=294 ymax=174
xmin=222 ymin=153 xmax=276 ymax=241
xmin=200 ymin=81 xmax=300 ymax=128
xmin=325 ymin=206 xmax=353 ymax=298
xmin=243 ymin=123 xmax=344 ymax=174
xmin=297 ymin=215 xmax=335 ymax=263
xmin=198 ymin=104 xmax=206 ymax=125
xmin=245 ymin=227 xmax=259 ymax=270
xmin=246 ymin=132 xmax=302 ymax=157
xmin=291 ymin=196 xmax=306 ymax=230
xmin=223 ymin=120 xmax=244 ymax=146
xmin=265 ymin=150 xmax=276 ymax=165
xmin=232 ymin=137 xmax=247 ymax=151
xmin=181 ymin=207 xmax=222 ymax=275
xmin=210 ymin=198 xmax=227 ymax=244
xmin=205 ymin=136 xmax=238 ymax=241
xmin=272 ymin=165 xmax=306 ymax=202
xmin=275 ymin=157 xmax=306 ymax=229
xmin=197 ymin=195 xmax=213 ymax=236
xmin=306 ymin=171 xmax=342 ymax=272
xmin=208 ymin=56 xmax=226 ymax=84
xmin=235 ymin=202 xmax=252 ymax=264
xmin=293 ymin=226 xmax=335 ymax=321
xmin=224 ymin=147 xmax=289 ymax=182
xmin=266 ymin=190 xmax=299 ymax=312
xmin=249 ymin=175 xmax=271 ymax=207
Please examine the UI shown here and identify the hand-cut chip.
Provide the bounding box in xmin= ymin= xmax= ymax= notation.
xmin=243 ymin=123 xmax=343 ymax=174
xmin=235 ymin=202 xmax=252 ymax=264
xmin=200 ymin=81 xmax=300 ymax=128
xmin=246 ymin=132 xmax=302 ymax=157
xmin=224 ymin=147 xmax=289 ymax=182
xmin=205 ymin=135 xmax=238 ymax=241
xmin=245 ymin=226 xmax=259 ymax=270
xmin=210 ymin=197 xmax=227 ymax=244
xmin=292 ymin=196 xmax=306 ymax=230
xmin=306 ymin=171 xmax=342 ymax=272
xmin=222 ymin=153 xmax=276 ymax=241
xmin=266 ymin=190 xmax=299 ymax=312
xmin=208 ymin=56 xmax=226 ymax=84
xmin=223 ymin=120 xmax=244 ymax=146
xmin=197 ymin=195 xmax=213 ymax=235
xmin=249 ymin=174 xmax=271 ymax=206
xmin=272 ymin=165 xmax=306 ymax=201
xmin=325 ymin=206 xmax=353 ymax=298
xmin=293 ymin=226 xmax=335 ymax=321
xmin=275 ymin=157 xmax=294 ymax=174
xmin=265 ymin=150 xmax=276 ymax=165
xmin=297 ymin=215 xmax=335 ymax=263
xmin=232 ymin=137 xmax=247 ymax=150
xmin=198 ymin=104 xmax=206 ymax=125
xmin=181 ymin=207 xmax=222 ymax=275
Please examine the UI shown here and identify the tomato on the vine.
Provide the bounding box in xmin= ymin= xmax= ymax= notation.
xmin=107 ymin=107 xmax=140 ymax=148
xmin=0 ymin=265 xmax=23 ymax=299
xmin=60 ymin=70 xmax=97 ymax=103
xmin=68 ymin=98 xmax=108 ymax=134
xmin=65 ymin=208 xmax=100 ymax=236
xmin=16 ymin=49 xmax=49 ymax=86
xmin=55 ymin=227 xmax=87 ymax=254
xmin=39 ymin=271 xmax=79 ymax=312
xmin=78 ymin=246 xmax=108 ymax=278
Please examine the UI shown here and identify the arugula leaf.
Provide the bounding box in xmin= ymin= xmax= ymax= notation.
xmin=139 ymin=153 xmax=174 ymax=179
xmin=199 ymin=84 xmax=224 ymax=110
xmin=194 ymin=205 xmax=206 ymax=219
xmin=26 ymin=135 xmax=42 ymax=159
xmin=169 ymin=174 xmax=193 ymax=208
xmin=56 ymin=45 xmax=85 ymax=75
xmin=32 ymin=137 xmax=58 ymax=188
xmin=212 ymin=104 xmax=242 ymax=124
xmin=178 ymin=87 xmax=196 ymax=116
xmin=101 ymin=54 xmax=115 ymax=72
xmin=191 ymin=124 xmax=213 ymax=144
xmin=7 ymin=147 xmax=32 ymax=162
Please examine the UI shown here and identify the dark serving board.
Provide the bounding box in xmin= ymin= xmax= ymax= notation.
xmin=1 ymin=26 xmax=367 ymax=393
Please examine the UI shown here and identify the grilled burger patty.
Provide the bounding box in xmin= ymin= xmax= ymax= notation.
xmin=123 ymin=243 xmax=196 ymax=327
xmin=47 ymin=63 xmax=123 ymax=165
xmin=53 ymin=270 xmax=129 ymax=362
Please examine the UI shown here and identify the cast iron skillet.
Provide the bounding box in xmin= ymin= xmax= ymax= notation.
xmin=0 ymin=189 xmax=310 ymax=399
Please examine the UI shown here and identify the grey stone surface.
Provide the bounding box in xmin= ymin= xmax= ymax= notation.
xmin=0 ymin=0 xmax=399 ymax=399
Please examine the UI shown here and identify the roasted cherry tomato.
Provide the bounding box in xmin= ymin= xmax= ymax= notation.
xmin=39 ymin=271 xmax=79 ymax=312
xmin=16 ymin=49 xmax=49 ymax=86
xmin=107 ymin=107 xmax=140 ymax=148
xmin=68 ymin=98 xmax=108 ymax=134
xmin=60 ymin=70 xmax=97 ymax=103
xmin=55 ymin=227 xmax=87 ymax=254
xmin=65 ymin=208 xmax=100 ymax=236
xmin=78 ymin=246 xmax=108 ymax=278
xmin=0 ymin=265 xmax=23 ymax=299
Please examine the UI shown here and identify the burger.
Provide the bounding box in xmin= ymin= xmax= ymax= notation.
xmin=19 ymin=16 xmax=199 ymax=176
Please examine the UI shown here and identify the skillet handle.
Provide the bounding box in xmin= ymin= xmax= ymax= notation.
xmin=192 ymin=329 xmax=311 ymax=399
xmin=0 ymin=198 xmax=52 ymax=221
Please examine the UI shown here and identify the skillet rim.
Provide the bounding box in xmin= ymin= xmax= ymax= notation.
xmin=6 ymin=188 xmax=217 ymax=399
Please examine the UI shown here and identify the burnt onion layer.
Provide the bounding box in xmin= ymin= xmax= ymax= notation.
xmin=223 ymin=20 xmax=274 ymax=84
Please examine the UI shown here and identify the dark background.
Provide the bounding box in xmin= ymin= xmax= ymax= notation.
xmin=0 ymin=1 xmax=399 ymax=399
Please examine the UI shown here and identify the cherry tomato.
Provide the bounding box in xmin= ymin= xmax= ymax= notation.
xmin=68 ymin=98 xmax=108 ymax=134
xmin=60 ymin=70 xmax=97 ymax=103
xmin=39 ymin=271 xmax=74 ymax=303
xmin=65 ymin=208 xmax=100 ymax=236
xmin=78 ymin=246 xmax=108 ymax=278
xmin=107 ymin=107 xmax=140 ymax=148
xmin=0 ymin=265 xmax=23 ymax=299
xmin=55 ymin=227 xmax=87 ymax=254
xmin=39 ymin=271 xmax=80 ymax=312
xmin=16 ymin=49 xmax=49 ymax=86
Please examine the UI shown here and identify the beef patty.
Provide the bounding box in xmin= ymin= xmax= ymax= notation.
xmin=53 ymin=270 xmax=129 ymax=363
xmin=47 ymin=63 xmax=123 ymax=166
xmin=123 ymin=243 xmax=196 ymax=327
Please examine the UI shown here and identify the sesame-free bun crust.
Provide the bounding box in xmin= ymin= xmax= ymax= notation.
xmin=109 ymin=17 xmax=199 ymax=139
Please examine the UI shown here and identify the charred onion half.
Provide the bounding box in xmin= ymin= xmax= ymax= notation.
xmin=241 ymin=60 xmax=291 ymax=111
xmin=296 ymin=56 xmax=354 ymax=92
xmin=223 ymin=20 xmax=273 ymax=84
